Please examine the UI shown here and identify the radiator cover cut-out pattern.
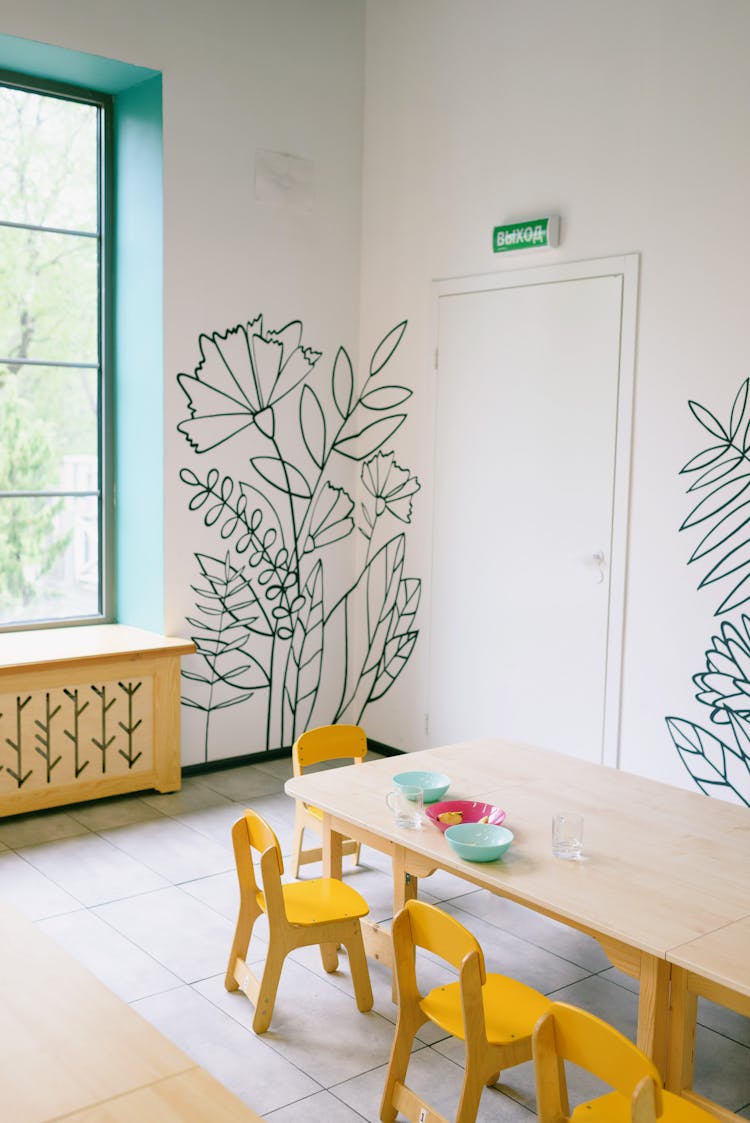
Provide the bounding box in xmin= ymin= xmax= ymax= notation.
xmin=0 ymin=677 xmax=152 ymax=795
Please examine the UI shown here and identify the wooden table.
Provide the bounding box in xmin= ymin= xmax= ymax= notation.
xmin=0 ymin=900 xmax=264 ymax=1122
xmin=285 ymin=738 xmax=750 ymax=1079
xmin=666 ymin=914 xmax=750 ymax=1121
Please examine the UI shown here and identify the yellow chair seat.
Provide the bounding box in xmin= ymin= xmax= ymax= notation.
xmin=281 ymin=878 xmax=370 ymax=925
xmin=421 ymin=973 xmax=550 ymax=1043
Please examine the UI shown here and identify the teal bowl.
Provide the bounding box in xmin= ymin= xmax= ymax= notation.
xmin=393 ymin=770 xmax=451 ymax=804
xmin=444 ymin=822 xmax=514 ymax=862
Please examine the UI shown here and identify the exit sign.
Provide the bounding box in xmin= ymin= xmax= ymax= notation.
xmin=493 ymin=216 xmax=560 ymax=253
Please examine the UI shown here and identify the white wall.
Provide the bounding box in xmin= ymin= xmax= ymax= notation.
xmin=1 ymin=0 xmax=366 ymax=763
xmin=359 ymin=0 xmax=750 ymax=800
xmin=6 ymin=0 xmax=750 ymax=797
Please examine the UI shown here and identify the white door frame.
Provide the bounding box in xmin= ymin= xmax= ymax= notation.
xmin=430 ymin=254 xmax=639 ymax=767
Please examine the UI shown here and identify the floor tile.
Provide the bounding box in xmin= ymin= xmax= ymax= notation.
xmin=453 ymin=889 xmax=611 ymax=972
xmin=19 ymin=831 xmax=168 ymax=906
xmin=102 ymin=814 xmax=234 ymax=882
xmin=252 ymin=757 xmax=294 ymax=782
xmin=67 ymin=793 xmax=165 ymax=831
xmin=94 ymin=885 xmax=234 ymax=983
xmin=335 ymin=1047 xmax=536 ymax=1121
xmin=0 ymin=807 xmax=90 ymax=848
xmin=196 ymin=960 xmax=398 ymax=1086
xmin=544 ymin=972 xmax=639 ymax=1037
xmin=264 ymin=1089 xmax=371 ymax=1121
xmin=443 ymin=901 xmax=592 ymax=994
xmin=37 ymin=907 xmax=183 ymax=1001
xmin=200 ymin=765 xmax=284 ymax=802
xmin=141 ymin=775 xmax=237 ymax=816
xmin=698 ymin=996 xmax=750 ymax=1048
xmin=133 ymin=984 xmax=321 ymax=1115
xmin=693 ymin=1020 xmax=750 ymax=1111
xmin=0 ymin=849 xmax=81 ymax=919
xmin=180 ymin=869 xmax=241 ymax=923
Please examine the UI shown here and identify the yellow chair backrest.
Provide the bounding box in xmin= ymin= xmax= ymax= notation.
xmin=547 ymin=1002 xmax=660 ymax=1094
xmin=243 ymin=808 xmax=284 ymax=873
xmin=401 ymin=898 xmax=485 ymax=979
xmin=293 ymin=723 xmax=367 ymax=773
xmin=534 ymin=1000 xmax=663 ymax=1122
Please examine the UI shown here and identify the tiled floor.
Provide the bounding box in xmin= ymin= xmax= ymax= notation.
xmin=1 ymin=754 xmax=748 ymax=1121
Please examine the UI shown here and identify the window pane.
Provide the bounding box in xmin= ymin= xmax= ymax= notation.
xmin=0 ymin=226 xmax=98 ymax=363
xmin=0 ymin=85 xmax=98 ymax=232
xmin=0 ymin=365 xmax=98 ymax=491
xmin=0 ymin=495 xmax=100 ymax=626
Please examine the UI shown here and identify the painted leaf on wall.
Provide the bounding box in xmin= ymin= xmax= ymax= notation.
xmin=680 ymin=379 xmax=750 ymax=614
xmin=333 ymin=415 xmax=406 ymax=461
xmin=299 ymin=385 xmax=327 ymax=467
xmin=332 ymin=346 xmax=354 ymax=419
xmin=370 ymin=320 xmax=407 ymax=377
xmin=665 ymin=716 xmax=750 ymax=805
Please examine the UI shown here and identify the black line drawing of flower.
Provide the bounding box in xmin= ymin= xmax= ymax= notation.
xmin=666 ymin=380 xmax=750 ymax=805
xmin=177 ymin=317 xmax=321 ymax=452
xmin=692 ymin=615 xmax=750 ymax=723
xmin=304 ymin=483 xmax=354 ymax=554
xmin=177 ymin=316 xmax=421 ymax=758
xmin=361 ymin=451 xmax=420 ymax=522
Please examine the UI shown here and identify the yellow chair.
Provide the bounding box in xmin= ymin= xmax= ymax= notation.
xmin=291 ymin=723 xmax=367 ymax=877
xmin=224 ymin=809 xmax=373 ymax=1033
xmin=533 ymin=1001 xmax=719 ymax=1122
xmin=380 ymin=899 xmax=551 ymax=1123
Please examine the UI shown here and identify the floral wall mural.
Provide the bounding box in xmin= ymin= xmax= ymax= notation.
xmin=176 ymin=316 xmax=421 ymax=760
xmin=666 ymin=380 xmax=750 ymax=805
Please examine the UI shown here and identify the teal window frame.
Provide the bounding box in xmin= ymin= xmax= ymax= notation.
xmin=0 ymin=33 xmax=164 ymax=633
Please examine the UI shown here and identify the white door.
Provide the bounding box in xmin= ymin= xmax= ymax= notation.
xmin=428 ymin=258 xmax=637 ymax=764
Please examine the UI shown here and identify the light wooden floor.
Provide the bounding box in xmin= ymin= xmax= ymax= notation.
xmin=0 ymin=754 xmax=748 ymax=1121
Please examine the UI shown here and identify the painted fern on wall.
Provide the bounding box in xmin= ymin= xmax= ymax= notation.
xmin=176 ymin=316 xmax=421 ymax=759
xmin=666 ymin=380 xmax=750 ymax=804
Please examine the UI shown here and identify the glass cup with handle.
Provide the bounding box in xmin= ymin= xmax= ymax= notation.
xmin=385 ymin=785 xmax=424 ymax=829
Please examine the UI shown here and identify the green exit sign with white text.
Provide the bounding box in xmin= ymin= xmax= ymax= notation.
xmin=493 ymin=216 xmax=560 ymax=253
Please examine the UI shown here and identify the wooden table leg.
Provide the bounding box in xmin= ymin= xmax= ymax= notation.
xmin=392 ymin=846 xmax=419 ymax=917
xmin=637 ymin=954 xmax=671 ymax=1077
xmin=322 ymin=813 xmax=343 ymax=880
xmin=666 ymin=964 xmax=698 ymax=1094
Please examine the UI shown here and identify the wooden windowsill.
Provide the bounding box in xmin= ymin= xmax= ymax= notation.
xmin=0 ymin=623 xmax=195 ymax=677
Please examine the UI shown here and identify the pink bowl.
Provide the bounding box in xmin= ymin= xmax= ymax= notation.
xmin=426 ymin=800 xmax=507 ymax=833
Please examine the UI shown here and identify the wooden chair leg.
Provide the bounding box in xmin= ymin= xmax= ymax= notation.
xmin=252 ymin=941 xmax=287 ymax=1034
xmin=320 ymin=940 xmax=340 ymax=973
xmin=380 ymin=1008 xmax=426 ymax=1123
xmin=456 ymin=1058 xmax=488 ymax=1123
xmin=224 ymin=897 xmax=260 ymax=992
xmin=344 ymin=927 xmax=374 ymax=1012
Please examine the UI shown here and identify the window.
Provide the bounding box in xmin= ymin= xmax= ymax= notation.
xmin=0 ymin=72 xmax=112 ymax=629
